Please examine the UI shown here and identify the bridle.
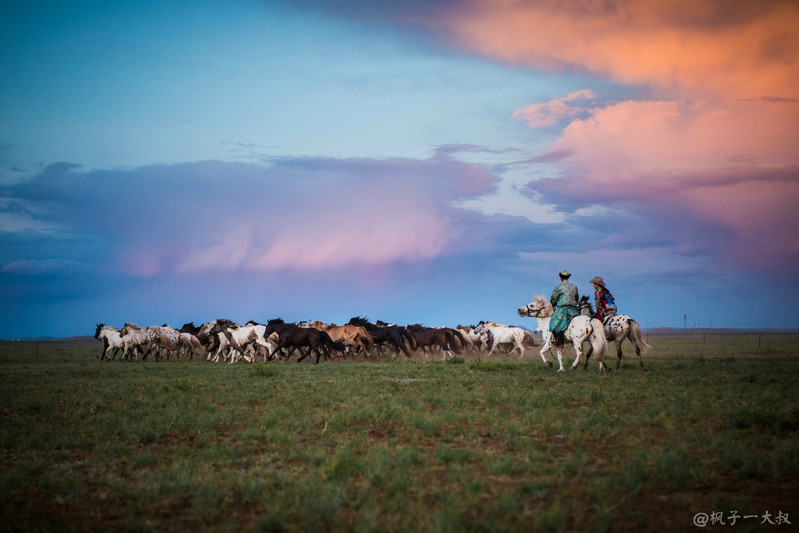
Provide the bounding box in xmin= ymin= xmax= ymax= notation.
xmin=523 ymin=304 xmax=551 ymax=318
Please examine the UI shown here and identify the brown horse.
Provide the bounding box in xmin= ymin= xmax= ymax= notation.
xmin=308 ymin=321 xmax=375 ymax=358
xmin=406 ymin=324 xmax=463 ymax=360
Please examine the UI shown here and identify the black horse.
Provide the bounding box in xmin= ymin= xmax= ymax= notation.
xmin=347 ymin=317 xmax=413 ymax=357
xmin=265 ymin=319 xmax=341 ymax=364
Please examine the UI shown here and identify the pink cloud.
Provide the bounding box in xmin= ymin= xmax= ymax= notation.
xmin=101 ymin=156 xmax=500 ymax=276
xmin=527 ymin=97 xmax=799 ymax=268
xmin=418 ymin=0 xmax=799 ymax=269
xmin=512 ymin=89 xmax=595 ymax=128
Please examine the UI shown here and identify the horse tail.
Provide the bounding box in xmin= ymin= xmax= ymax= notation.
xmin=629 ymin=319 xmax=651 ymax=353
xmin=444 ymin=330 xmax=463 ymax=354
xmin=399 ymin=328 xmax=415 ymax=352
xmin=320 ymin=331 xmax=343 ymax=355
xmin=450 ymin=328 xmax=467 ymax=352
xmin=588 ymin=318 xmax=608 ymax=361
xmin=358 ymin=331 xmax=375 ymax=354
xmin=486 ymin=330 xmax=495 ymax=351
xmin=191 ymin=335 xmax=206 ymax=356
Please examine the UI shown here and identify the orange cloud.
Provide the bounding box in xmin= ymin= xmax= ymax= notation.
xmin=442 ymin=0 xmax=799 ymax=100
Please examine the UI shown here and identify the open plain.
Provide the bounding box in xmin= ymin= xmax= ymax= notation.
xmin=1 ymin=333 xmax=798 ymax=532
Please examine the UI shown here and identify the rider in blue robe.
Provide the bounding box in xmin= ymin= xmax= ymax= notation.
xmin=549 ymin=270 xmax=579 ymax=346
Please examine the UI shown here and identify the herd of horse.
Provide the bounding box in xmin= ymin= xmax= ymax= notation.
xmin=94 ymin=296 xmax=650 ymax=372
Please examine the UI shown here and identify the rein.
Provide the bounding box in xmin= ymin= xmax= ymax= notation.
xmin=525 ymin=305 xmax=553 ymax=318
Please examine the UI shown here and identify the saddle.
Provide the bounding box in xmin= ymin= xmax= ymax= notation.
xmin=601 ymin=310 xmax=617 ymax=325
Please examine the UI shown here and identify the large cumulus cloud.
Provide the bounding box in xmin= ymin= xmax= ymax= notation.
xmin=434 ymin=0 xmax=799 ymax=271
xmin=1 ymin=152 xmax=500 ymax=277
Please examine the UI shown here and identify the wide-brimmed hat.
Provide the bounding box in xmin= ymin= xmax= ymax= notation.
xmin=559 ymin=270 xmax=571 ymax=279
xmin=589 ymin=276 xmax=606 ymax=287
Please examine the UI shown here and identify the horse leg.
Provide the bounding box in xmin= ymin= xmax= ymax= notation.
xmin=615 ymin=339 xmax=624 ymax=370
xmin=554 ymin=346 xmax=566 ymax=372
xmin=583 ymin=343 xmax=594 ymax=371
xmin=294 ymin=347 xmax=309 ymax=362
xmin=443 ymin=343 xmax=453 ymax=360
xmin=358 ymin=341 xmax=369 ymax=360
xmin=539 ymin=333 xmax=554 ymax=367
xmin=312 ymin=339 xmax=331 ymax=364
xmin=629 ymin=337 xmax=647 ymax=370
xmin=486 ymin=341 xmax=497 ymax=357
xmin=570 ymin=341 xmax=582 ymax=371
xmin=516 ymin=337 xmax=525 ymax=359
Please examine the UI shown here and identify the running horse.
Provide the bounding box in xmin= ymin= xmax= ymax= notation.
xmin=576 ymin=296 xmax=650 ymax=371
xmin=517 ymin=295 xmax=610 ymax=372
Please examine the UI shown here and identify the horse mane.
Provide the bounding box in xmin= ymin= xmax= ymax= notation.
xmin=267 ymin=318 xmax=286 ymax=325
xmin=348 ymin=316 xmax=369 ymax=326
xmin=531 ymin=295 xmax=554 ymax=317
xmin=216 ymin=318 xmax=239 ymax=328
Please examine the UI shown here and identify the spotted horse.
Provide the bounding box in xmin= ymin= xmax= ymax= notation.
xmin=577 ymin=295 xmax=651 ymax=371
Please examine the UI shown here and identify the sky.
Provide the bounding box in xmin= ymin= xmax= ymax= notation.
xmin=2 ymin=0 xmax=798 ymax=338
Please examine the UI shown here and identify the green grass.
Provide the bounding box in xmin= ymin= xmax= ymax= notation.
xmin=1 ymin=336 xmax=798 ymax=531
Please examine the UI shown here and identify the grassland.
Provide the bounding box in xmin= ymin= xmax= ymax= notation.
xmin=1 ymin=334 xmax=798 ymax=532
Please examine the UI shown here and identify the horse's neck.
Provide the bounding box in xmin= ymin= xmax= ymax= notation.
xmin=536 ymin=316 xmax=551 ymax=331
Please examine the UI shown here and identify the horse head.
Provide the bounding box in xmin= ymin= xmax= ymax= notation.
xmin=577 ymin=295 xmax=594 ymax=316
xmin=179 ymin=322 xmax=199 ymax=334
xmin=518 ymin=296 xmax=553 ymax=318
xmin=95 ymin=324 xmax=104 ymax=339
xmin=121 ymin=323 xmax=140 ymax=335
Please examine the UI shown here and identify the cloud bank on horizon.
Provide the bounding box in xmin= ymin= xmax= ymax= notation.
xmin=2 ymin=0 xmax=798 ymax=337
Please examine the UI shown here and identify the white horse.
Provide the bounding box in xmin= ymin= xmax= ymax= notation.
xmin=94 ymin=324 xmax=125 ymax=360
xmin=455 ymin=325 xmax=486 ymax=352
xmin=145 ymin=325 xmax=206 ymax=361
xmin=203 ymin=321 xmax=279 ymax=363
xmin=517 ymin=295 xmax=610 ymax=372
xmin=576 ymin=296 xmax=651 ymax=371
xmin=120 ymin=323 xmax=158 ymax=360
xmin=473 ymin=321 xmax=528 ymax=358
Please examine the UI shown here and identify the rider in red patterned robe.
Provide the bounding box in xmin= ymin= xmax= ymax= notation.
xmin=589 ymin=276 xmax=616 ymax=322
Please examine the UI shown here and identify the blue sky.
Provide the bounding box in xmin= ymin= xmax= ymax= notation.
xmin=2 ymin=0 xmax=798 ymax=338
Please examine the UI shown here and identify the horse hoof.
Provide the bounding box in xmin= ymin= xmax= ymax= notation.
xmin=547 ymin=361 xmax=553 ymax=368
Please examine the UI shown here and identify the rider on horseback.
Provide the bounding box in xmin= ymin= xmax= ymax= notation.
xmin=589 ymin=276 xmax=616 ymax=322
xmin=549 ymin=270 xmax=579 ymax=346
